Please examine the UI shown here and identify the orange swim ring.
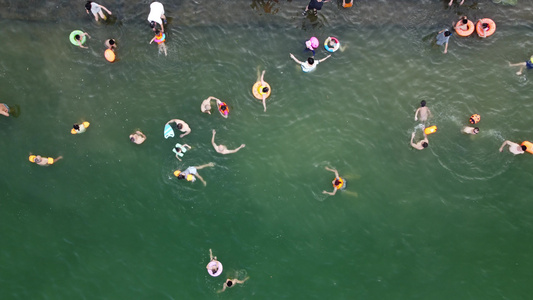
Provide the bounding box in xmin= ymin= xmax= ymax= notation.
xmin=476 ymin=18 xmax=496 ymax=38
xmin=455 ymin=20 xmax=475 ymax=37
xmin=252 ymin=81 xmax=271 ymax=100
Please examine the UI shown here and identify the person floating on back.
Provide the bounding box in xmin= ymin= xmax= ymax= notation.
xmin=85 ymin=1 xmax=112 ymax=21
xmin=211 ymin=129 xmax=245 ymax=155
xmin=173 ymin=163 xmax=215 ymax=186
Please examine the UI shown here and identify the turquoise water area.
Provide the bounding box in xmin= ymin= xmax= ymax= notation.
xmin=1 ymin=0 xmax=533 ymax=299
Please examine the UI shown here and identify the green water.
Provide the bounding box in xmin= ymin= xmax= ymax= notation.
xmin=1 ymin=0 xmax=533 ymax=299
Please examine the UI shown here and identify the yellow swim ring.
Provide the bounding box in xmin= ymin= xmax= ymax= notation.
xmin=252 ymin=81 xmax=271 ymax=100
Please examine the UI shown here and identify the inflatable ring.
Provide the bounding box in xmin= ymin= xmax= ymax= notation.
xmin=324 ymin=37 xmax=340 ymax=53
xmin=521 ymin=141 xmax=533 ymax=154
xmin=207 ymin=261 xmax=223 ymax=277
xmin=105 ymin=49 xmax=115 ymax=63
xmin=252 ymin=81 xmax=271 ymax=100
xmin=69 ymin=30 xmax=86 ymax=46
xmin=455 ymin=20 xmax=475 ymax=37
xmin=476 ymin=18 xmax=496 ymax=38
xmin=469 ymin=114 xmax=480 ymax=124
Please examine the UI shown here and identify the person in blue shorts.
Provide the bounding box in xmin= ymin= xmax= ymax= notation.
xmin=509 ymin=56 xmax=533 ymax=75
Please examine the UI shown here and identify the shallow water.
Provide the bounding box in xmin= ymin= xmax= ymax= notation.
xmin=2 ymin=0 xmax=533 ymax=299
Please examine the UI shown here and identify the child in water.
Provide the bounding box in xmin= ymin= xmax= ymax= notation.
xmin=149 ymin=29 xmax=167 ymax=56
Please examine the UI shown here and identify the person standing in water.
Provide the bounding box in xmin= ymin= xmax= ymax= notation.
xmin=150 ymin=29 xmax=167 ymax=56
xmin=435 ymin=29 xmax=451 ymax=54
xmin=85 ymin=1 xmax=112 ymax=21
xmin=322 ymin=166 xmax=346 ymax=196
xmin=303 ymin=0 xmax=330 ymax=16
xmin=211 ymin=130 xmax=245 ymax=155
xmin=218 ymin=277 xmax=249 ymax=293
xmin=289 ymin=53 xmax=331 ymax=73
xmin=410 ymin=132 xmax=429 ymax=150
xmin=414 ymin=100 xmax=431 ymax=122
xmin=148 ymin=1 xmax=167 ymax=32
xmin=499 ymin=140 xmax=526 ymax=155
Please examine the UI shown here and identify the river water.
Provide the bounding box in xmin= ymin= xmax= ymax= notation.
xmin=1 ymin=0 xmax=533 ymax=299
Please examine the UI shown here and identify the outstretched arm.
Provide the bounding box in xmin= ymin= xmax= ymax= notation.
xmin=149 ymin=37 xmax=156 ymax=44
xmin=54 ymin=156 xmax=63 ymax=162
xmin=195 ymin=172 xmax=207 ymax=186
xmin=290 ymin=53 xmax=303 ymax=64
xmin=211 ymin=130 xmax=218 ymax=149
xmin=224 ymin=144 xmax=246 ymax=154
xmin=443 ymin=41 xmax=449 ymax=54
xmin=410 ymin=132 xmax=417 ymax=148
xmin=209 ymin=249 xmax=214 ymax=260
xmin=322 ymin=187 xmax=337 ymax=196
xmin=318 ymin=55 xmax=331 ymax=63
xmin=260 ymin=70 xmax=265 ymax=85
xmin=100 ymin=5 xmax=112 ymax=14
xmin=234 ymin=277 xmax=250 ymax=284
xmin=262 ymin=96 xmax=267 ymax=112
xmin=499 ymin=141 xmax=510 ymax=152
xmin=325 ymin=166 xmax=340 ymax=179
xmin=217 ymin=283 xmax=228 ymax=293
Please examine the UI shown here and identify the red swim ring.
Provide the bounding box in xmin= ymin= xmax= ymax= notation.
xmin=476 ymin=18 xmax=496 ymax=38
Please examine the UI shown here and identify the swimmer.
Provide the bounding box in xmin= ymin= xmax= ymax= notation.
xmin=303 ymin=0 xmax=330 ymax=16
xmin=174 ymin=162 xmax=215 ymax=186
xmin=206 ymin=249 xmax=221 ymax=276
xmin=414 ymin=100 xmax=432 ymax=122
xmin=148 ymin=1 xmax=167 ymax=32
xmin=31 ymin=155 xmax=63 ymax=166
xmin=217 ymin=101 xmax=229 ymax=119
xmin=410 ymin=132 xmax=429 ymax=150
xmin=342 ymin=0 xmax=354 ymax=8
xmin=448 ymin=0 xmax=464 ymax=6
xmin=290 ymin=53 xmax=331 ymax=73
xmin=257 ymin=70 xmax=269 ymax=112
xmin=436 ymin=29 xmax=451 ymax=54
xmin=305 ymin=37 xmax=318 ymax=56
xmin=322 ymin=166 xmax=345 ymax=196
xmin=218 ymin=277 xmax=250 ymax=293
xmin=72 ymin=123 xmax=87 ymax=134
xmin=104 ymin=39 xmax=116 ymax=50
xmin=0 ymin=103 xmax=9 ymax=117
xmin=74 ymin=32 xmax=91 ymax=49
xmin=166 ymin=119 xmax=191 ymax=138
xmin=211 ymin=130 xmax=245 ymax=155
xmin=130 ymin=130 xmax=146 ymax=144
xmin=462 ymin=126 xmax=479 ymax=135
xmin=85 ymin=1 xmax=112 ymax=21
xmin=499 ymin=140 xmax=526 ymax=155
xmin=509 ymin=56 xmax=533 ymax=76
xmin=173 ymin=143 xmax=191 ymax=161
xmin=454 ymin=16 xmax=469 ymax=31
xmin=477 ymin=21 xmax=490 ymax=38
xmin=150 ymin=29 xmax=167 ymax=56
xmin=201 ymin=96 xmax=221 ymax=114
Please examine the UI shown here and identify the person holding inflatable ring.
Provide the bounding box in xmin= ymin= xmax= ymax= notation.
xmin=29 ymin=155 xmax=63 ymax=166
xmin=411 ymin=132 xmax=429 ymax=150
xmin=499 ymin=140 xmax=526 ymax=155
xmin=174 ymin=162 xmax=214 ymax=186
xmin=251 ymin=70 xmax=270 ymax=112
xmin=323 ymin=166 xmax=346 ymax=196
xmin=206 ymin=249 xmax=223 ymax=277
